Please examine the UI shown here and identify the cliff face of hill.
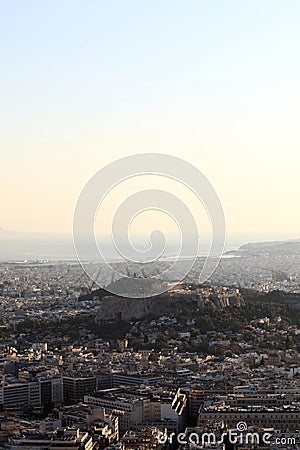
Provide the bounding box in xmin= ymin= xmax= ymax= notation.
xmin=98 ymin=295 xmax=166 ymax=320
xmin=197 ymin=292 xmax=244 ymax=309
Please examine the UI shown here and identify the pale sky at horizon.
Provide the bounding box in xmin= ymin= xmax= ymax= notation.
xmin=0 ymin=0 xmax=299 ymax=241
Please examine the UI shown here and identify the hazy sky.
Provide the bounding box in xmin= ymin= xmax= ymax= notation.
xmin=0 ymin=0 xmax=299 ymax=240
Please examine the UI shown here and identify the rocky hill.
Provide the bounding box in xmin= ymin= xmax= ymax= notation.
xmin=96 ymin=285 xmax=245 ymax=321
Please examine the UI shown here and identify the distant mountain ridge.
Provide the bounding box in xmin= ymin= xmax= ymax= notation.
xmin=227 ymin=238 xmax=300 ymax=257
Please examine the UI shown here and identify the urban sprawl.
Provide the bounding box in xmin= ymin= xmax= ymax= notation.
xmin=0 ymin=241 xmax=299 ymax=449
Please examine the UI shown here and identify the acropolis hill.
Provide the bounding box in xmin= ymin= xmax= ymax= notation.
xmin=95 ymin=282 xmax=245 ymax=321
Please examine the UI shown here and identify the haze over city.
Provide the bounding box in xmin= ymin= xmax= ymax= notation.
xmin=1 ymin=0 xmax=299 ymax=250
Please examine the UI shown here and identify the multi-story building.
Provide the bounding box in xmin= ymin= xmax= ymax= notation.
xmin=59 ymin=404 xmax=119 ymax=444
xmin=84 ymin=387 xmax=161 ymax=432
xmin=1 ymin=383 xmax=28 ymax=409
xmin=7 ymin=428 xmax=94 ymax=450
xmin=51 ymin=378 xmax=64 ymax=404
xmin=112 ymin=373 xmax=163 ymax=388
xmin=0 ymin=378 xmax=63 ymax=410
xmin=63 ymin=376 xmax=96 ymax=404
xmin=197 ymin=396 xmax=300 ymax=432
